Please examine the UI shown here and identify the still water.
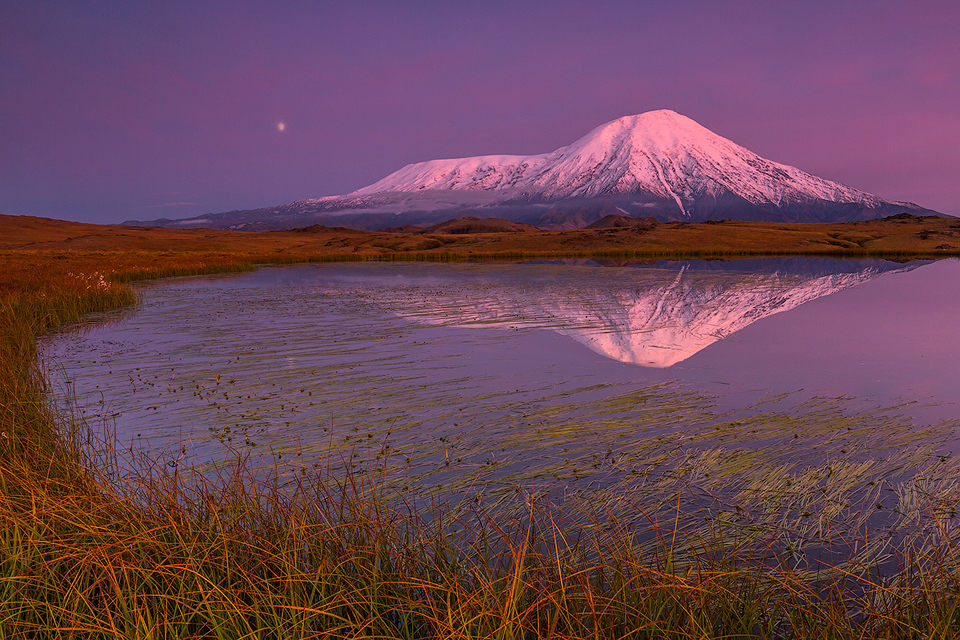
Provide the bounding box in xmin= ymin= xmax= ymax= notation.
xmin=42 ymin=258 xmax=960 ymax=488
xmin=40 ymin=257 xmax=960 ymax=564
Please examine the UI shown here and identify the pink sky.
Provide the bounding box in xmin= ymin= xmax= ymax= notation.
xmin=2 ymin=0 xmax=958 ymax=224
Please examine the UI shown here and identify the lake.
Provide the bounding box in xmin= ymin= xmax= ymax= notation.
xmin=41 ymin=257 xmax=960 ymax=561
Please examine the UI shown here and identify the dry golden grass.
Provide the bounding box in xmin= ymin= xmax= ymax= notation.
xmin=3 ymin=212 xmax=959 ymax=259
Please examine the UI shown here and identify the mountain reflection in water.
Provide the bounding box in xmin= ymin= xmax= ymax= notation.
xmin=38 ymin=258 xmax=960 ymax=574
xmin=38 ymin=256 xmax=960 ymax=490
xmin=335 ymin=258 xmax=924 ymax=368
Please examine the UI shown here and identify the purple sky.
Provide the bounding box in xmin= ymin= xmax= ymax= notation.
xmin=2 ymin=0 xmax=958 ymax=224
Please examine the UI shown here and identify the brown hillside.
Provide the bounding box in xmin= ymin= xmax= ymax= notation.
xmin=419 ymin=217 xmax=541 ymax=234
xmin=584 ymin=215 xmax=659 ymax=230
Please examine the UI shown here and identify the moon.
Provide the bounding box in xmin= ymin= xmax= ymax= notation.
xmin=277 ymin=122 xmax=285 ymax=132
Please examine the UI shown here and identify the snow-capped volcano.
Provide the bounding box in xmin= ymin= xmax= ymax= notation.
xmin=353 ymin=110 xmax=887 ymax=215
xmin=125 ymin=110 xmax=937 ymax=230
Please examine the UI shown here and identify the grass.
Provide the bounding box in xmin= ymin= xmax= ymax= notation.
xmin=3 ymin=223 xmax=960 ymax=636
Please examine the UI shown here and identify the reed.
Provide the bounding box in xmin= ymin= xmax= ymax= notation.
xmin=2 ymin=250 xmax=960 ymax=638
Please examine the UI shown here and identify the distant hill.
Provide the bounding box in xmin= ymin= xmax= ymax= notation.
xmin=585 ymin=215 xmax=659 ymax=230
xmin=418 ymin=217 xmax=540 ymax=234
xmin=125 ymin=110 xmax=940 ymax=231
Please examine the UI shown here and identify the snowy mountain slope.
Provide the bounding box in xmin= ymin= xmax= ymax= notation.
xmin=351 ymin=110 xmax=895 ymax=216
xmin=125 ymin=110 xmax=937 ymax=230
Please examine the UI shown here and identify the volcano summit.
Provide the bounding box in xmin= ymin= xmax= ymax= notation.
xmin=126 ymin=110 xmax=937 ymax=231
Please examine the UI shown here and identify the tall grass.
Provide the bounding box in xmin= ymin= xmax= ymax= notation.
xmin=2 ymin=250 xmax=960 ymax=638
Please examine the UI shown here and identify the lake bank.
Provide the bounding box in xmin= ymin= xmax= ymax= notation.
xmin=3 ymin=238 xmax=960 ymax=636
